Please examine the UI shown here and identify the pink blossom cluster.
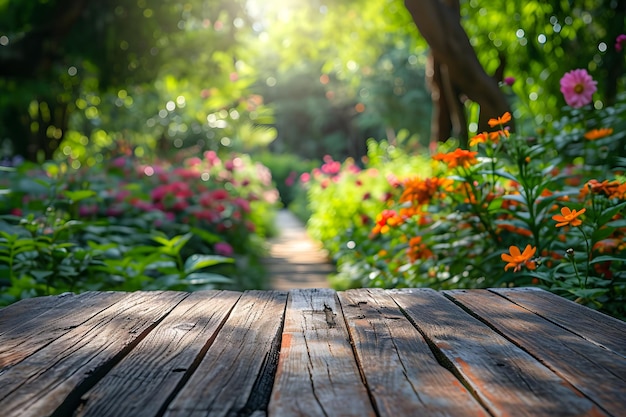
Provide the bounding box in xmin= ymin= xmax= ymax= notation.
xmin=24 ymin=150 xmax=278 ymax=258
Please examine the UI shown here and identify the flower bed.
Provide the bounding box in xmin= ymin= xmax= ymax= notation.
xmin=300 ymin=70 xmax=626 ymax=319
xmin=0 ymin=149 xmax=279 ymax=305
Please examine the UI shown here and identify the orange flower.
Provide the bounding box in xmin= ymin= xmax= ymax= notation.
xmin=469 ymin=132 xmax=488 ymax=147
xmin=488 ymin=112 xmax=512 ymax=128
xmin=496 ymin=223 xmax=533 ymax=237
xmin=584 ymin=128 xmax=613 ymax=140
xmin=579 ymin=179 xmax=626 ymax=200
xmin=433 ymin=149 xmax=478 ymax=169
xmin=370 ymin=209 xmax=402 ymax=236
xmin=470 ymin=130 xmax=507 ymax=147
xmin=400 ymin=176 xmax=453 ymax=205
xmin=501 ymin=244 xmax=537 ymax=272
xmin=552 ymin=207 xmax=586 ymax=227
xmin=407 ymin=236 xmax=434 ymax=263
xmin=490 ymin=129 xmax=509 ymax=141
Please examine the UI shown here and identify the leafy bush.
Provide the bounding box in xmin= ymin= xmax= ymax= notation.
xmin=300 ymin=81 xmax=626 ymax=319
xmin=0 ymin=150 xmax=280 ymax=305
xmin=254 ymin=151 xmax=318 ymax=207
xmin=294 ymin=138 xmax=431 ymax=287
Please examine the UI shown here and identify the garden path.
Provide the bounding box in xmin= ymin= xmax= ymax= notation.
xmin=263 ymin=209 xmax=333 ymax=290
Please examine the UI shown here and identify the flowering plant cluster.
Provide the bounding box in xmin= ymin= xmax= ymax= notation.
xmin=0 ymin=149 xmax=279 ymax=304
xmin=300 ymin=65 xmax=626 ymax=318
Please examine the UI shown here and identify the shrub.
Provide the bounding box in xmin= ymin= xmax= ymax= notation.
xmin=0 ymin=150 xmax=280 ymax=304
xmin=254 ymin=151 xmax=318 ymax=207
xmin=301 ymin=81 xmax=626 ymax=319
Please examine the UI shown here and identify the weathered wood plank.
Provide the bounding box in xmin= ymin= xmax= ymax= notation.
xmin=0 ymin=292 xmax=80 ymax=336
xmin=0 ymin=291 xmax=187 ymax=417
xmin=164 ymin=290 xmax=287 ymax=417
xmin=446 ymin=289 xmax=626 ymax=417
xmin=0 ymin=292 xmax=127 ymax=369
xmin=269 ymin=288 xmax=376 ymax=417
xmin=490 ymin=287 xmax=626 ymax=358
xmin=339 ymin=288 xmax=488 ymax=417
xmin=390 ymin=288 xmax=606 ymax=417
xmin=74 ymin=290 xmax=241 ymax=417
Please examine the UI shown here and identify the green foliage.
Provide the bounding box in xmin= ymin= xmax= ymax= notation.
xmin=250 ymin=1 xmax=432 ymax=159
xmin=300 ymin=87 xmax=626 ymax=318
xmin=299 ymin=136 xmax=431 ymax=256
xmin=463 ymin=0 xmax=625 ymax=130
xmin=0 ymin=0 xmax=274 ymax=162
xmin=0 ymin=150 xmax=279 ymax=305
xmin=3 ymin=0 xmax=622 ymax=166
xmin=254 ymin=151 xmax=318 ymax=207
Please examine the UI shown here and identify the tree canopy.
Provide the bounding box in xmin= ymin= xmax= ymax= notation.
xmin=0 ymin=0 xmax=623 ymax=163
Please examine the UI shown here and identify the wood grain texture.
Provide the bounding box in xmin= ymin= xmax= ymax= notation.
xmin=269 ymin=288 xmax=376 ymax=417
xmin=446 ymin=289 xmax=626 ymax=417
xmin=490 ymin=287 xmax=626 ymax=358
xmin=339 ymin=288 xmax=488 ymax=417
xmin=389 ymin=288 xmax=607 ymax=417
xmin=0 ymin=291 xmax=186 ymax=417
xmin=164 ymin=290 xmax=288 ymax=417
xmin=0 ymin=288 xmax=624 ymax=417
xmin=0 ymin=292 xmax=82 ymax=336
xmin=74 ymin=290 xmax=241 ymax=417
xmin=0 ymin=292 xmax=126 ymax=369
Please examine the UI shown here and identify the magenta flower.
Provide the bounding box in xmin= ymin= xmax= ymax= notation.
xmin=215 ymin=242 xmax=234 ymax=257
xmin=616 ymin=34 xmax=626 ymax=52
xmin=559 ymin=69 xmax=597 ymax=108
xmin=504 ymin=77 xmax=515 ymax=86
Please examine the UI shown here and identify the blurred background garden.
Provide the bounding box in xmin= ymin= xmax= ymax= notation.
xmin=1 ymin=0 xmax=625 ymax=318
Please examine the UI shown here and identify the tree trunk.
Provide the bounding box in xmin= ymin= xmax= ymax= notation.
xmin=404 ymin=0 xmax=511 ymax=146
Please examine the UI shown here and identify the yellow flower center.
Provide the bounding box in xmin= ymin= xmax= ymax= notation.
xmin=574 ymin=83 xmax=584 ymax=94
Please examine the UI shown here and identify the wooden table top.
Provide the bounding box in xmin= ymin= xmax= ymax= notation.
xmin=1 ymin=287 xmax=625 ymax=417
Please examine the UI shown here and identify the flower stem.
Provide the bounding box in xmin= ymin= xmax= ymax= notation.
xmin=567 ymin=249 xmax=583 ymax=289
xmin=578 ymin=226 xmax=591 ymax=288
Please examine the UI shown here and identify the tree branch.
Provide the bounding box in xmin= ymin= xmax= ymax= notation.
xmin=404 ymin=0 xmax=510 ymax=133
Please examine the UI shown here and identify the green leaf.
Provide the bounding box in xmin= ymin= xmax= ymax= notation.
xmin=566 ymin=288 xmax=609 ymax=299
xmin=589 ymin=255 xmax=626 ymax=264
xmin=502 ymin=193 xmax=527 ymax=206
xmin=145 ymin=260 xmax=178 ymax=271
xmin=183 ymin=272 xmax=233 ymax=285
xmin=63 ymin=190 xmax=97 ymax=202
xmin=598 ymin=201 xmax=626 ymax=224
xmin=535 ymin=190 xmax=576 ymax=213
xmin=153 ymin=233 xmax=192 ymax=253
xmin=486 ymin=197 xmax=503 ymax=211
xmin=591 ymin=227 xmax=616 ymax=242
xmin=190 ymin=227 xmax=222 ymax=244
xmin=606 ymin=219 xmax=626 ymax=228
xmin=30 ymin=270 xmax=54 ymax=280
xmin=184 ymin=254 xmax=234 ymax=274
xmin=493 ymin=169 xmax=519 ymax=182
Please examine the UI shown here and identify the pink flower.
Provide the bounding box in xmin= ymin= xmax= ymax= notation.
xmin=299 ymin=172 xmax=311 ymax=183
xmin=131 ymin=200 xmax=156 ymax=211
xmin=215 ymin=242 xmax=234 ymax=257
xmin=112 ymin=157 xmax=127 ymax=168
xmin=503 ymin=77 xmax=515 ymax=86
xmin=212 ymin=189 xmax=229 ymax=200
xmin=559 ymin=69 xmax=597 ymax=108
xmin=234 ymin=197 xmax=251 ymax=213
xmin=79 ymin=204 xmax=98 ymax=217
xmin=204 ymin=150 xmax=219 ymax=165
xmin=616 ymin=34 xmax=626 ymax=52
xmin=186 ymin=157 xmax=202 ymax=166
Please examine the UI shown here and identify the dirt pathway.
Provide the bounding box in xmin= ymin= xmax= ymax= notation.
xmin=263 ymin=210 xmax=333 ymax=290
